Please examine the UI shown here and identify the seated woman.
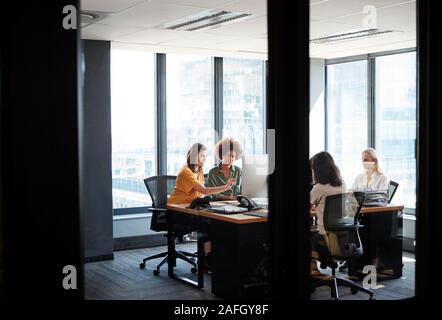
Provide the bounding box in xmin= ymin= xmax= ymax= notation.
xmin=168 ymin=142 xmax=235 ymax=204
xmin=207 ymin=137 xmax=243 ymax=201
xmin=352 ymin=148 xmax=389 ymax=192
xmin=310 ymin=151 xmax=346 ymax=277
xmin=167 ymin=142 xmax=235 ymax=270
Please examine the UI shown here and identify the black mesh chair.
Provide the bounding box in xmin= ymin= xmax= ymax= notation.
xmin=312 ymin=192 xmax=374 ymax=300
xmin=139 ymin=175 xmax=197 ymax=275
xmin=387 ymin=180 xmax=399 ymax=203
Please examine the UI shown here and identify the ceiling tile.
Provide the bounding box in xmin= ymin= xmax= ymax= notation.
xmin=80 ymin=23 xmax=143 ymax=40
xmin=150 ymin=0 xmax=236 ymax=8
xmin=115 ymin=28 xmax=188 ymax=43
xmin=98 ymin=1 xmax=207 ymax=28
xmin=214 ymin=37 xmax=267 ymax=52
xmin=160 ymin=32 xmax=242 ymax=47
xmin=310 ymin=21 xmax=359 ymax=39
xmin=81 ymin=0 xmax=145 ymax=13
xmin=219 ymin=0 xmax=267 ymax=15
xmin=310 ymin=0 xmax=412 ymax=21
xmin=198 ymin=16 xmax=267 ymax=36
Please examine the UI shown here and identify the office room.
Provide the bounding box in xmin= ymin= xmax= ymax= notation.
xmin=76 ymin=0 xmax=416 ymax=300
xmin=0 ymin=0 xmax=440 ymax=305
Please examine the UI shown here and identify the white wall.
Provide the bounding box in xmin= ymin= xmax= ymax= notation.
xmin=113 ymin=214 xmax=158 ymax=238
xmin=310 ymin=58 xmax=325 ymax=157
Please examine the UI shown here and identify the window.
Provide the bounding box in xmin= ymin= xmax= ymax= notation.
xmin=375 ymin=52 xmax=417 ymax=208
xmin=111 ymin=49 xmax=155 ymax=209
xmin=325 ymin=52 xmax=417 ymax=209
xmin=326 ymin=60 xmax=368 ymax=185
xmin=166 ymin=54 xmax=215 ymax=175
xmin=110 ymin=52 xmax=267 ymax=212
xmin=223 ymin=58 xmax=266 ymax=156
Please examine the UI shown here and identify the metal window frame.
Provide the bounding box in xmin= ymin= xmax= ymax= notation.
xmin=214 ymin=56 xmax=223 ymax=166
xmin=156 ymin=53 xmax=167 ymax=175
xmin=263 ymin=60 xmax=268 ymax=153
xmin=324 ymin=47 xmax=417 ymax=212
xmin=113 ymin=53 xmax=268 ymax=215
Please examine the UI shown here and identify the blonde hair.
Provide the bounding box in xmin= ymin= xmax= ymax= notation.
xmin=362 ymin=148 xmax=383 ymax=174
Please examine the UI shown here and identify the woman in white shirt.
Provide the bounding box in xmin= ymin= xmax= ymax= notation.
xmin=310 ymin=152 xmax=346 ymax=277
xmin=352 ymin=148 xmax=389 ymax=192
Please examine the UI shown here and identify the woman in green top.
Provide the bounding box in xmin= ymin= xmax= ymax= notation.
xmin=207 ymin=137 xmax=243 ymax=200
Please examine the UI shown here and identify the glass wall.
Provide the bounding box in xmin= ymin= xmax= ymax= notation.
xmin=166 ymin=54 xmax=215 ymax=175
xmin=325 ymin=53 xmax=417 ymax=209
xmin=313 ymin=0 xmax=416 ymax=300
xmin=223 ymin=58 xmax=266 ymax=156
xmin=375 ymin=52 xmax=417 ymax=209
xmin=110 ymin=51 xmax=267 ymax=211
xmin=326 ymin=60 xmax=368 ymax=186
xmin=111 ymin=49 xmax=155 ymax=209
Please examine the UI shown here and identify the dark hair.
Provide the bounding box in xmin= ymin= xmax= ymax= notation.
xmin=310 ymin=152 xmax=343 ymax=187
xmin=186 ymin=143 xmax=207 ymax=173
xmin=215 ymin=137 xmax=243 ymax=160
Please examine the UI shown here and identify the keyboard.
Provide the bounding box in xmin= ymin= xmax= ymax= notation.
xmin=244 ymin=211 xmax=268 ymax=218
xmin=207 ymin=204 xmax=249 ymax=214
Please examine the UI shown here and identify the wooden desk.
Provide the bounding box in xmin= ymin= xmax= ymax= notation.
xmin=310 ymin=204 xmax=404 ymax=215
xmin=166 ymin=202 xmax=404 ymax=295
xmin=355 ymin=204 xmax=405 ymax=280
xmin=311 ymin=204 xmax=405 ymax=281
xmin=168 ymin=202 xmax=268 ymax=224
xmin=167 ymin=202 xmax=269 ymax=298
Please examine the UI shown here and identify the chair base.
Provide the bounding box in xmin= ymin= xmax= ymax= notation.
xmin=139 ymin=250 xmax=198 ymax=275
xmin=311 ymin=273 xmax=374 ymax=300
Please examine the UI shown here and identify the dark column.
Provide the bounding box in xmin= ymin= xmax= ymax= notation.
xmin=82 ymin=40 xmax=113 ymax=262
xmin=416 ymin=0 xmax=442 ymax=300
xmin=267 ymin=0 xmax=311 ymax=300
xmin=0 ymin=1 xmax=82 ymax=298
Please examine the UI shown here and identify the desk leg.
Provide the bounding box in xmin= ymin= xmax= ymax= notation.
xmin=197 ymin=235 xmax=204 ymax=288
xmin=167 ymin=230 xmax=175 ymax=278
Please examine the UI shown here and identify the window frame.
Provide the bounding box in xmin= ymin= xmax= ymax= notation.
xmin=113 ymin=53 xmax=268 ymax=215
xmin=324 ymin=47 xmax=417 ymax=213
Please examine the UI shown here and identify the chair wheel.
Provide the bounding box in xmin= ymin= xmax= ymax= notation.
xmin=191 ymin=267 xmax=197 ymax=274
xmin=153 ymin=270 xmax=160 ymax=276
xmin=369 ymin=296 xmax=376 ymax=300
xmin=351 ymin=288 xmax=359 ymax=294
xmin=139 ymin=263 xmax=145 ymax=269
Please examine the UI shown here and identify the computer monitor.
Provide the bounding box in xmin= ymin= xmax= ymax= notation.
xmin=241 ymin=154 xmax=269 ymax=199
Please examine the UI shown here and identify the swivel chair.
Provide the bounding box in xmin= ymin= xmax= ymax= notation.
xmin=139 ymin=175 xmax=197 ymax=275
xmin=387 ymin=180 xmax=399 ymax=204
xmin=311 ymin=192 xmax=375 ymax=300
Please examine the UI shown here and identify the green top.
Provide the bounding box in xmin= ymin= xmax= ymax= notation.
xmin=207 ymin=163 xmax=242 ymax=200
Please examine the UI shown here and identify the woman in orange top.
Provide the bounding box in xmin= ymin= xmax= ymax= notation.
xmin=168 ymin=143 xmax=235 ymax=270
xmin=168 ymin=143 xmax=236 ymax=205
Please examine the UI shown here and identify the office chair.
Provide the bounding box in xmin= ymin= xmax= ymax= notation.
xmin=387 ymin=180 xmax=399 ymax=203
xmin=139 ymin=175 xmax=198 ymax=275
xmin=311 ymin=192 xmax=375 ymax=300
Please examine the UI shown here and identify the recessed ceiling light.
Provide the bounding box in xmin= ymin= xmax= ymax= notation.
xmin=310 ymin=28 xmax=397 ymax=44
xmin=158 ymin=9 xmax=256 ymax=32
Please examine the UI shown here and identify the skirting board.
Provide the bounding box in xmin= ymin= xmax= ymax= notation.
xmin=83 ymin=254 xmax=114 ymax=263
xmin=114 ymin=233 xmax=167 ymax=252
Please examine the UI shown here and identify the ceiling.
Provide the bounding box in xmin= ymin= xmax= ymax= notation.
xmin=80 ymin=0 xmax=416 ymax=60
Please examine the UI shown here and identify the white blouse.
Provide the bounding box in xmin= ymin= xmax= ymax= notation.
xmin=352 ymin=171 xmax=389 ymax=192
xmin=310 ymin=182 xmax=347 ymax=235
